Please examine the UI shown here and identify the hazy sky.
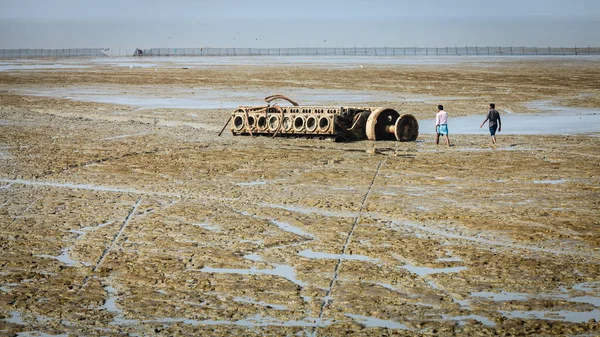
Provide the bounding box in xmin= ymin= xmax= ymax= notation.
xmin=1 ymin=0 xmax=599 ymax=49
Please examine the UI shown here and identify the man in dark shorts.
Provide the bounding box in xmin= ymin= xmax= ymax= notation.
xmin=480 ymin=103 xmax=501 ymax=144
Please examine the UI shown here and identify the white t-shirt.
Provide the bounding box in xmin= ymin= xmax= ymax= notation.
xmin=436 ymin=110 xmax=448 ymax=125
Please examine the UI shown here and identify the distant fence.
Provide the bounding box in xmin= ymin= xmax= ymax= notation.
xmin=0 ymin=48 xmax=110 ymax=58
xmin=1 ymin=46 xmax=599 ymax=59
xmin=138 ymin=46 xmax=600 ymax=57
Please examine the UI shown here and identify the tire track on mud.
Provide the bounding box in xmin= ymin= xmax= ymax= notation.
xmin=80 ymin=198 xmax=142 ymax=288
xmin=311 ymin=160 xmax=384 ymax=336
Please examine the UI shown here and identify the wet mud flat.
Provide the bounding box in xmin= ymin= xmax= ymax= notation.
xmin=0 ymin=57 xmax=600 ymax=336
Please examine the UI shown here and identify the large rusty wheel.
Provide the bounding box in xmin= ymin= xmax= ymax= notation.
xmin=394 ymin=114 xmax=419 ymax=141
xmin=366 ymin=109 xmax=419 ymax=141
xmin=366 ymin=108 xmax=400 ymax=141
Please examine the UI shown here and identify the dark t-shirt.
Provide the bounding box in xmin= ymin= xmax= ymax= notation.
xmin=487 ymin=109 xmax=501 ymax=128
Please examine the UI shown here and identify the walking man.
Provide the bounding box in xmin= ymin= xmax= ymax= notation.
xmin=480 ymin=103 xmax=501 ymax=144
xmin=435 ymin=105 xmax=450 ymax=146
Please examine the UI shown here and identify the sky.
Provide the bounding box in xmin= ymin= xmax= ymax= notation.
xmin=1 ymin=0 xmax=599 ymax=49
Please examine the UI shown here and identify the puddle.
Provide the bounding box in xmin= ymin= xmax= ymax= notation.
xmin=35 ymin=248 xmax=91 ymax=267
xmin=375 ymin=283 xmax=398 ymax=291
xmin=239 ymin=210 xmax=314 ymax=238
xmin=380 ymin=191 xmax=398 ymax=196
xmin=573 ymin=282 xmax=600 ymax=292
xmin=533 ymin=179 xmax=567 ymax=185
xmin=233 ymin=296 xmax=288 ymax=310
xmin=197 ymin=264 xmax=307 ymax=287
xmin=298 ymin=249 xmax=379 ymax=263
xmin=399 ymin=264 xmax=467 ymax=276
xmin=100 ymin=285 xmax=120 ymax=313
xmin=436 ymin=256 xmax=463 ymax=262
xmin=501 ymin=309 xmax=600 ymax=323
xmin=472 ymin=290 xmax=600 ymax=307
xmin=345 ymin=314 xmax=412 ymax=330
xmin=243 ymin=253 xmax=263 ymax=262
xmin=69 ymin=221 xmax=114 ymax=236
xmin=566 ymin=296 xmax=600 ymax=307
xmin=439 ymin=314 xmax=496 ymax=327
xmin=5 ymin=311 xmax=25 ymax=325
xmin=270 ymin=220 xmax=314 ymax=239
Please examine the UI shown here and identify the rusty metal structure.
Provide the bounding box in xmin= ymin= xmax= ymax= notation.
xmin=221 ymin=95 xmax=419 ymax=142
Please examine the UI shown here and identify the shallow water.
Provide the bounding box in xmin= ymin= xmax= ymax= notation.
xmin=533 ymin=179 xmax=567 ymax=185
xmin=271 ymin=220 xmax=314 ymax=239
xmin=5 ymin=311 xmax=25 ymax=325
xmin=345 ymin=314 xmax=412 ymax=330
xmin=0 ymin=64 xmax=89 ymax=71
xmin=421 ymin=110 xmax=600 ymax=135
xmin=501 ymin=309 xmax=600 ymax=323
xmin=472 ymin=290 xmax=600 ymax=307
xmin=35 ymin=248 xmax=91 ymax=267
xmin=198 ymin=264 xmax=307 ymax=287
xmin=100 ymin=285 xmax=120 ymax=313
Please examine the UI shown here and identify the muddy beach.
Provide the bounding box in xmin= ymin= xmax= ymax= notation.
xmin=0 ymin=56 xmax=599 ymax=336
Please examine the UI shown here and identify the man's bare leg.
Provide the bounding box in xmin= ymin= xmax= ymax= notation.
xmin=435 ymin=133 xmax=440 ymax=145
xmin=445 ymin=135 xmax=450 ymax=147
xmin=491 ymin=135 xmax=497 ymax=144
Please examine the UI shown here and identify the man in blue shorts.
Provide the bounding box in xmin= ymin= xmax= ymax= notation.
xmin=435 ymin=105 xmax=450 ymax=147
xmin=480 ymin=103 xmax=502 ymax=144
